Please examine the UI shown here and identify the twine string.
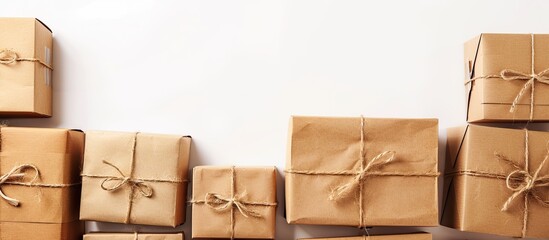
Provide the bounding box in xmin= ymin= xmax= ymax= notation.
xmin=0 ymin=49 xmax=53 ymax=70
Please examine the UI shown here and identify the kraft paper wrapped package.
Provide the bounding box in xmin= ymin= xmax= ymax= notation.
xmin=84 ymin=232 xmax=184 ymax=240
xmin=285 ymin=116 xmax=439 ymax=227
xmin=80 ymin=131 xmax=191 ymax=227
xmin=298 ymin=233 xmax=432 ymax=240
xmin=0 ymin=127 xmax=84 ymax=240
xmin=465 ymin=33 xmax=549 ymax=122
xmin=0 ymin=18 xmax=53 ymax=117
xmin=191 ymin=166 xmax=277 ymax=239
xmin=443 ymin=125 xmax=549 ymax=238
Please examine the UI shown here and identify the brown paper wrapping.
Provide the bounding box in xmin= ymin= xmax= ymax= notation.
xmin=298 ymin=233 xmax=432 ymax=240
xmin=443 ymin=125 xmax=549 ymax=238
xmin=0 ymin=221 xmax=83 ymax=240
xmin=465 ymin=34 xmax=549 ymax=122
xmin=84 ymin=232 xmax=184 ymax=240
xmin=0 ymin=18 xmax=53 ymax=117
xmin=192 ymin=166 xmax=277 ymax=239
xmin=80 ymin=131 xmax=191 ymax=227
xmin=285 ymin=116 xmax=438 ymax=227
xmin=0 ymin=127 xmax=84 ymax=240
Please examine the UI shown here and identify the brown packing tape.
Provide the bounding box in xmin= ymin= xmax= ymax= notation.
xmin=191 ymin=166 xmax=277 ymax=239
xmin=80 ymin=131 xmax=191 ymax=227
xmin=285 ymin=116 xmax=439 ymax=227
xmin=465 ymin=33 xmax=549 ymax=122
xmin=0 ymin=127 xmax=83 ymax=224
xmin=298 ymin=233 xmax=432 ymax=240
xmin=84 ymin=232 xmax=184 ymax=240
xmin=443 ymin=125 xmax=549 ymax=238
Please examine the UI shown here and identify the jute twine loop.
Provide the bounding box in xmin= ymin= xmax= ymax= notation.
xmin=285 ymin=116 xmax=439 ymax=228
xmin=0 ymin=49 xmax=53 ymax=70
xmin=447 ymin=129 xmax=549 ymax=237
xmin=0 ymin=164 xmax=40 ymax=206
xmin=100 ymin=160 xmax=153 ymax=198
xmin=204 ymin=192 xmax=263 ymax=218
xmin=190 ymin=166 xmax=277 ymax=239
xmin=329 ymin=150 xmax=396 ymax=201
xmin=467 ymin=34 xmax=549 ymax=120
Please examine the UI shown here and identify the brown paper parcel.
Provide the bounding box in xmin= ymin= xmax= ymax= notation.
xmin=0 ymin=18 xmax=53 ymax=117
xmin=285 ymin=116 xmax=439 ymax=227
xmin=443 ymin=125 xmax=549 ymax=238
xmin=84 ymin=232 xmax=184 ymax=240
xmin=80 ymin=131 xmax=191 ymax=227
xmin=191 ymin=166 xmax=277 ymax=239
xmin=298 ymin=233 xmax=432 ymax=240
xmin=0 ymin=127 xmax=84 ymax=240
xmin=465 ymin=33 xmax=549 ymax=122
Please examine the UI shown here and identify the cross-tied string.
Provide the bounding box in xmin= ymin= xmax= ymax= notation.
xmin=0 ymin=164 xmax=40 ymax=206
xmin=100 ymin=160 xmax=153 ymax=198
xmin=190 ymin=166 xmax=277 ymax=239
xmin=0 ymin=49 xmax=53 ymax=70
xmin=285 ymin=116 xmax=439 ymax=228
xmin=447 ymin=129 xmax=549 ymax=237
xmin=467 ymin=34 xmax=549 ymax=120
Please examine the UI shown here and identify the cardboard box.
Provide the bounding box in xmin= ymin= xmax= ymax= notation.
xmin=0 ymin=18 xmax=53 ymax=117
xmin=191 ymin=166 xmax=277 ymax=239
xmin=443 ymin=125 xmax=549 ymax=238
xmin=285 ymin=116 xmax=439 ymax=227
xmin=0 ymin=127 xmax=84 ymax=240
xmin=84 ymin=233 xmax=184 ymax=240
xmin=80 ymin=131 xmax=191 ymax=227
xmin=465 ymin=33 xmax=549 ymax=122
xmin=298 ymin=233 xmax=432 ymax=240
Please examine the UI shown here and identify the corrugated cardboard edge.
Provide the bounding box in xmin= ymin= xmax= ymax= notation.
xmin=465 ymin=34 xmax=483 ymax=122
xmin=440 ymin=125 xmax=469 ymax=229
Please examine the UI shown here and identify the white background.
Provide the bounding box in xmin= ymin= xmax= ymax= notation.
xmin=1 ymin=1 xmax=548 ymax=239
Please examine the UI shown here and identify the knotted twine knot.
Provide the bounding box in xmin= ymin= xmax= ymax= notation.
xmin=329 ymin=151 xmax=396 ymax=201
xmin=0 ymin=49 xmax=53 ymax=70
xmin=500 ymin=69 xmax=549 ymax=115
xmin=203 ymin=192 xmax=264 ymax=218
xmin=0 ymin=164 xmax=40 ymax=206
xmin=494 ymin=139 xmax=549 ymax=213
xmin=100 ymin=160 xmax=153 ymax=198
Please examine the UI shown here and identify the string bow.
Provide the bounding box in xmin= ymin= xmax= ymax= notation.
xmin=329 ymin=151 xmax=396 ymax=201
xmin=496 ymin=152 xmax=549 ymax=211
xmin=0 ymin=164 xmax=40 ymax=206
xmin=500 ymin=68 xmax=549 ymax=115
xmin=100 ymin=160 xmax=153 ymax=198
xmin=204 ymin=192 xmax=262 ymax=218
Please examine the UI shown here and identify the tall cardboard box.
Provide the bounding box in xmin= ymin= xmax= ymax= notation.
xmin=0 ymin=18 xmax=52 ymax=117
